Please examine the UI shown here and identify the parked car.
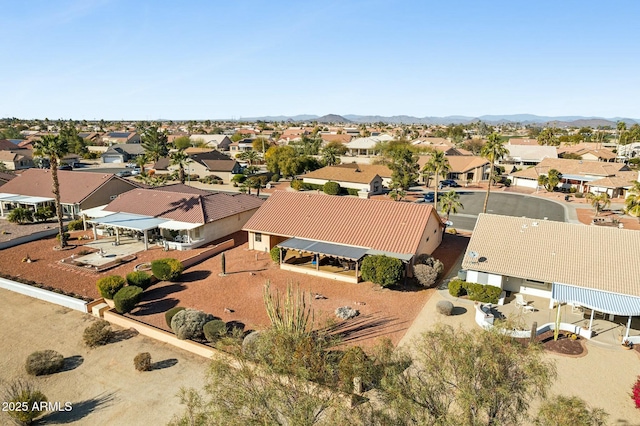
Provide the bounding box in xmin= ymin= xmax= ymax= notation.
xmin=125 ymin=162 xmax=137 ymax=168
xmin=423 ymin=192 xmax=435 ymax=202
xmin=439 ymin=179 xmax=460 ymax=188
xmin=131 ymin=168 xmax=141 ymax=176
xmin=59 ymin=164 xmax=73 ymax=171
xmin=116 ymin=170 xmax=132 ymax=177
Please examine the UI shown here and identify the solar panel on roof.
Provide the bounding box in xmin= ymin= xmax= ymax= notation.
xmin=108 ymin=132 xmax=131 ymax=138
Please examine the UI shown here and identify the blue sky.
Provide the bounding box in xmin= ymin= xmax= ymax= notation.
xmin=2 ymin=0 xmax=639 ymax=120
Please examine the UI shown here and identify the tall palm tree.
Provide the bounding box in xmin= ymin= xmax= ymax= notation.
xmin=170 ymin=149 xmax=191 ymax=184
xmin=141 ymin=125 xmax=169 ymax=163
xmin=625 ymin=181 xmax=640 ymax=221
xmin=480 ymin=133 xmax=509 ymax=214
xmin=239 ymin=150 xmax=261 ymax=167
xmin=135 ymin=154 xmax=148 ymax=175
xmin=617 ymin=121 xmax=627 ymax=146
xmin=586 ymin=192 xmax=611 ymax=216
xmin=439 ymin=190 xmax=464 ymax=221
xmin=321 ymin=146 xmax=340 ymax=166
xmin=33 ymin=135 xmax=69 ymax=248
xmin=422 ymin=150 xmax=451 ymax=207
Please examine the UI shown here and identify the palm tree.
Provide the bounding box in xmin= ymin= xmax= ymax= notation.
xmin=617 ymin=121 xmax=627 ymax=146
xmin=586 ymin=192 xmax=611 ymax=216
xmin=625 ymin=181 xmax=640 ymax=222
xmin=422 ymin=150 xmax=451 ymax=207
xmin=239 ymin=150 xmax=261 ymax=167
xmin=33 ymin=135 xmax=69 ymax=247
xmin=439 ymin=190 xmax=464 ymax=221
xmin=141 ymin=125 xmax=169 ymax=163
xmin=321 ymin=146 xmax=340 ymax=166
xmin=480 ymin=133 xmax=509 ymax=214
xmin=135 ymin=154 xmax=148 ymax=175
xmin=170 ymin=150 xmax=191 ymax=184
xmin=537 ymin=169 xmax=563 ymax=192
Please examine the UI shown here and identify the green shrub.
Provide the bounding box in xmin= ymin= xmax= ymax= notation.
xmin=67 ymin=218 xmax=84 ymax=231
xmin=55 ymin=232 xmax=70 ymax=242
xmin=171 ymin=308 xmax=215 ymax=340
xmin=126 ymin=271 xmax=152 ymax=290
xmin=231 ymin=174 xmax=246 ymax=184
xmin=347 ymin=188 xmax=359 ymax=196
xmin=83 ymin=319 xmax=113 ymax=347
xmin=448 ymin=278 xmax=467 ymax=297
xmin=466 ymin=283 xmax=502 ymax=304
xmin=34 ymin=206 xmax=55 ymax=222
xmin=96 ymin=275 xmax=125 ymax=299
xmin=271 ymin=173 xmax=280 ymax=182
xmin=25 ymin=350 xmax=64 ymax=376
xmin=361 ymin=255 xmax=403 ymax=287
xmin=203 ymin=320 xmax=227 ymax=342
xmin=113 ymin=285 xmax=143 ymax=314
xmin=2 ymin=378 xmax=48 ymax=425
xmin=338 ymin=346 xmax=373 ymax=393
xmin=134 ymin=352 xmax=152 ymax=371
xmin=165 ymin=306 xmax=186 ymax=328
xmin=269 ymin=246 xmax=282 ymax=263
xmin=575 ymin=192 xmax=584 ymax=198
xmin=7 ymin=207 xmax=33 ymax=224
xmin=151 ymin=258 xmax=184 ymax=281
xmin=290 ymin=179 xmax=303 ymax=191
xmin=323 ymin=181 xmax=341 ymax=195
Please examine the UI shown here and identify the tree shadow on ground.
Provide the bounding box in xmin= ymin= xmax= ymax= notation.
xmin=322 ymin=313 xmax=407 ymax=344
xmin=110 ymin=327 xmax=138 ymax=343
xmin=178 ymin=270 xmax=212 ymax=282
xmin=151 ymin=358 xmax=178 ymax=370
xmin=140 ymin=283 xmax=186 ymax=302
xmin=39 ymin=391 xmax=116 ymax=424
xmin=226 ymin=320 xmax=245 ymax=333
xmin=133 ymin=297 xmax=179 ymax=316
xmin=60 ymin=355 xmax=84 ymax=372
xmin=228 ymin=267 xmax=268 ymax=275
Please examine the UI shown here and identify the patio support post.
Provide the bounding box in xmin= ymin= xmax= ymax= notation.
xmin=92 ymin=224 xmax=97 ymax=241
xmin=115 ymin=228 xmax=120 ymax=245
xmin=0 ymin=202 xmax=4 ymax=217
xmin=625 ymin=315 xmax=632 ymax=340
xmin=279 ymin=247 xmax=282 ymax=265
xmin=588 ymin=308 xmax=595 ymax=331
xmin=316 ymin=254 xmax=319 ymax=271
xmin=355 ymin=260 xmax=359 ymax=282
xmin=82 ymin=215 xmax=87 ymax=231
xmin=143 ymin=229 xmax=149 ymax=251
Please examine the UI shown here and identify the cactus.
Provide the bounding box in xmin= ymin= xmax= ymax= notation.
xmin=263 ymin=280 xmax=314 ymax=337
xmin=221 ymin=252 xmax=226 ymax=275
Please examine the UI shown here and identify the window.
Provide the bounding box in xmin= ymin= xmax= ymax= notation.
xmin=255 ymin=233 xmax=262 ymax=242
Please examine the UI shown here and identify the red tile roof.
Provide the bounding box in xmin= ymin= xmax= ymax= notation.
xmin=105 ymin=188 xmax=263 ymax=224
xmin=243 ymin=191 xmax=441 ymax=255
xmin=0 ymin=169 xmax=138 ymax=204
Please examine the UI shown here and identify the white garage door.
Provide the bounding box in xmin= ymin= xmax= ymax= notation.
xmin=103 ymin=157 xmax=122 ymax=164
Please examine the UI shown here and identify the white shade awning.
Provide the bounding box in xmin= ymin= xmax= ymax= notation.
xmin=81 ymin=205 xmax=115 ymax=218
xmin=160 ymin=220 xmax=203 ymax=231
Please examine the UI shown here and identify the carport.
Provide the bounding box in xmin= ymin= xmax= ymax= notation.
xmin=87 ymin=212 xmax=168 ymax=250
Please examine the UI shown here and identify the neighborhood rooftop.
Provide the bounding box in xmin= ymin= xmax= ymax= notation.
xmin=243 ymin=190 xmax=440 ymax=256
xmin=462 ymin=214 xmax=640 ymax=297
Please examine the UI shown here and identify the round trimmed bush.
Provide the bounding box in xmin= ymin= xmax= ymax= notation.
xmin=96 ymin=275 xmax=126 ymax=300
xmin=83 ymin=319 xmax=113 ymax=347
xmin=165 ymin=306 xmax=186 ymax=328
xmin=113 ymin=285 xmax=143 ymax=314
xmin=171 ymin=308 xmax=215 ymax=340
xmin=134 ymin=352 xmax=152 ymax=371
xmin=271 ymin=173 xmax=280 ymax=182
xmin=126 ymin=271 xmax=152 ymax=290
xmin=361 ymin=255 xmax=403 ymax=287
xmin=413 ymin=264 xmax=438 ymax=288
xmin=436 ymin=300 xmax=454 ymax=316
xmin=25 ymin=350 xmax=64 ymax=376
xmin=323 ymin=181 xmax=341 ymax=195
xmin=203 ymin=320 xmax=227 ymax=342
xmin=151 ymin=258 xmax=184 ymax=281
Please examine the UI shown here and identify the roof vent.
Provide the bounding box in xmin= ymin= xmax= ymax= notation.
xmin=522 ymin=224 xmax=528 ymax=229
xmin=532 ymin=222 xmax=539 ymax=227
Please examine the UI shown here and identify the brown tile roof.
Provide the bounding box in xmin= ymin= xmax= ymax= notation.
xmin=320 ymin=134 xmax=352 ymax=144
xmin=243 ymin=191 xmax=441 ymax=255
xmin=510 ymin=158 xmax=628 ymax=180
xmin=445 ymin=156 xmax=489 ymax=173
xmin=0 ymin=171 xmax=15 ymax=185
xmin=201 ymin=159 xmax=238 ymax=172
xmin=0 ymin=139 xmax=18 ymax=150
xmin=0 ymin=169 xmax=137 ymax=204
xmin=302 ymin=164 xmax=392 ymax=184
xmin=588 ymin=171 xmax=639 ymax=189
xmin=152 ymin=183 xmax=210 ymax=195
xmin=105 ymin=188 xmax=263 ymax=224
xmin=462 ymin=214 xmax=640 ymax=297
xmin=507 ymin=138 xmax=539 ymax=146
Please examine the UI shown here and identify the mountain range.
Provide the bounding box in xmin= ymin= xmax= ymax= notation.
xmin=239 ymin=114 xmax=638 ymax=127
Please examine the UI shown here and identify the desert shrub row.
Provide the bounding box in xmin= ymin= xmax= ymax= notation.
xmin=448 ymin=279 xmax=502 ymax=304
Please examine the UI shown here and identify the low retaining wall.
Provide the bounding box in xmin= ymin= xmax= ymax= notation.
xmin=0 ymin=277 xmax=88 ymax=313
xmin=181 ymin=239 xmax=234 ymax=269
xmin=0 ymin=227 xmax=60 ymax=250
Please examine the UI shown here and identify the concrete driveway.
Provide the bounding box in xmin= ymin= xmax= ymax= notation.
xmin=442 ymin=191 xmax=566 ymax=231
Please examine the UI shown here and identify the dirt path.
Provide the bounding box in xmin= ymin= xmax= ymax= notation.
xmin=0 ymin=288 xmax=208 ymax=425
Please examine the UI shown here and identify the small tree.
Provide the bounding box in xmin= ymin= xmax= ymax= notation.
xmin=270 ymin=246 xmax=281 ymax=263
xmin=535 ymin=395 xmax=608 ymax=426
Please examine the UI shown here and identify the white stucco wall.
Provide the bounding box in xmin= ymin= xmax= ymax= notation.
xmin=302 ymin=177 xmax=373 ymax=193
xmin=512 ymin=177 xmax=538 ymax=189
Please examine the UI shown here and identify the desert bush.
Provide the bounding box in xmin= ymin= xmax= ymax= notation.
xmin=269 ymin=246 xmax=282 ymax=263
xmin=126 ymin=271 xmax=152 ymax=290
xmin=34 ymin=206 xmax=55 ymax=222
xmin=171 ymin=308 xmax=215 ymax=340
xmin=361 ymin=255 xmax=403 ymax=287
xmin=25 ymin=350 xmax=64 ymax=376
xmin=436 ymin=300 xmax=454 ymax=316
xmin=241 ymin=330 xmax=263 ymax=359
xmin=66 ymin=218 xmax=84 ymax=231
xmin=574 ymin=192 xmax=584 ymax=198
xmin=165 ymin=306 xmax=186 ymax=328
xmin=290 ymin=179 xmax=304 ymax=191
xmin=203 ymin=320 xmax=227 ymax=343
xmin=323 ymin=181 xmax=340 ymax=195
xmin=414 ymin=254 xmax=444 ymax=275
xmin=271 ymin=173 xmax=280 ymax=182
xmin=7 ymin=207 xmax=33 ymax=224
xmin=448 ymin=278 xmax=467 ymax=297
xmin=83 ymin=319 xmax=113 ymax=347
xmin=55 ymin=232 xmax=70 ymax=242
xmin=134 ymin=352 xmax=152 ymax=372
xmin=466 ymin=283 xmax=502 ymax=304
xmin=113 ymin=285 xmax=143 ymax=314
xmin=338 ymin=346 xmax=373 ymax=393
xmin=151 ymin=258 xmax=184 ymax=281
xmin=231 ymin=174 xmax=246 ymax=184
xmin=2 ymin=378 xmax=47 ymax=425
xmin=96 ymin=275 xmax=126 ymax=299
xmin=413 ymin=264 xmax=439 ymax=288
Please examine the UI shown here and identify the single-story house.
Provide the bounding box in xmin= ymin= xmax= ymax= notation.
xmin=188 ymin=151 xmax=242 ymax=183
xmin=417 ymin=155 xmax=490 ymax=185
xmin=0 ymin=169 xmax=140 ymax=219
xmin=189 ymin=135 xmax=232 ymax=150
xmin=229 ymin=139 xmax=254 ymax=155
xmin=101 ymin=144 xmax=146 ymax=164
xmin=509 ymin=157 xmax=630 ymax=192
xmin=301 ymin=163 xmax=393 ymax=194
xmin=85 ymin=184 xmax=263 ymax=250
xmin=319 ymin=133 xmax=352 ymax=145
xmin=0 ymin=139 xmax=19 ymax=150
xmin=101 ymin=132 xmax=140 ymax=145
xmin=0 ymin=149 xmax=34 ymax=170
xmin=243 ymin=191 xmax=443 ymax=283
xmin=587 ymin=171 xmax=639 ymax=198
xmin=345 ymin=135 xmax=394 ymax=157
xmin=501 ymin=144 xmax=558 ymax=167
xmin=461 ymin=213 xmax=640 ymax=342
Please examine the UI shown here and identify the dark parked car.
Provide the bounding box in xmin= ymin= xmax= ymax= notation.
xmin=423 ymin=192 xmax=435 ymax=202
xmin=439 ymin=179 xmax=460 ymax=188
xmin=59 ymin=164 xmax=73 ymax=171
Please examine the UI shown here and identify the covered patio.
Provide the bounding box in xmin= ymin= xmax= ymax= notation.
xmin=87 ymin=212 xmax=169 ymax=251
xmin=0 ymin=192 xmax=55 ymax=218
